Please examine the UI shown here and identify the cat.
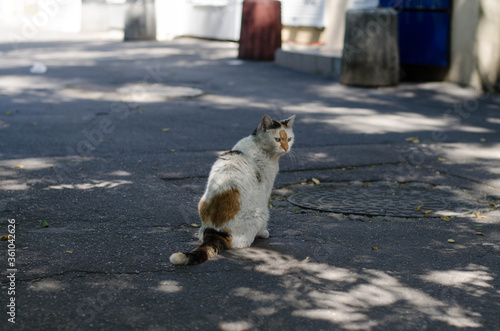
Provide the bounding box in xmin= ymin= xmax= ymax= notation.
xmin=170 ymin=114 xmax=296 ymax=265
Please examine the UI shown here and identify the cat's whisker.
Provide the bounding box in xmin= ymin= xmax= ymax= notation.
xmin=286 ymin=149 xmax=298 ymax=166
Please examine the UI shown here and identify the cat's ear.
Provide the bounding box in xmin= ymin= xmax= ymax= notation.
xmin=282 ymin=115 xmax=296 ymax=128
xmin=259 ymin=114 xmax=274 ymax=132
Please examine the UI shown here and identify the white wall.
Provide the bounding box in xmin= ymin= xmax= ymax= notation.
xmin=0 ymin=0 xmax=82 ymax=34
xmin=281 ymin=0 xmax=327 ymax=28
xmin=446 ymin=0 xmax=500 ymax=90
xmin=323 ymin=0 xmax=349 ymax=50
xmin=155 ymin=0 xmax=242 ymax=41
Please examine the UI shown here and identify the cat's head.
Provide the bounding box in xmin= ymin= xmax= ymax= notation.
xmin=253 ymin=114 xmax=296 ymax=156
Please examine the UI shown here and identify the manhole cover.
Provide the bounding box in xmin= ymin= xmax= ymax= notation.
xmin=288 ymin=184 xmax=486 ymax=217
xmin=117 ymin=84 xmax=203 ymax=102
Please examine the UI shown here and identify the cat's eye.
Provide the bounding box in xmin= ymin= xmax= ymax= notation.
xmin=288 ymin=138 xmax=292 ymax=142
xmin=274 ymin=138 xmax=280 ymax=142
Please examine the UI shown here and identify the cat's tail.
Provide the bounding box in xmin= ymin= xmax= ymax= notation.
xmin=169 ymin=228 xmax=232 ymax=266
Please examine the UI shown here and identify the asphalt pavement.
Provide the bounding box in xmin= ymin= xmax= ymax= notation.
xmin=0 ymin=33 xmax=499 ymax=330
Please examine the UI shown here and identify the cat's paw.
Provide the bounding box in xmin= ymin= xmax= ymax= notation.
xmin=257 ymin=229 xmax=269 ymax=239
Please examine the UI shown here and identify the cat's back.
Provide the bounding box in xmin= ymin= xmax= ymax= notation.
xmin=209 ymin=149 xmax=253 ymax=181
xmin=206 ymin=137 xmax=263 ymax=189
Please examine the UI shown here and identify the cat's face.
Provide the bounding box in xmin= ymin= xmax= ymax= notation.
xmin=254 ymin=114 xmax=295 ymax=155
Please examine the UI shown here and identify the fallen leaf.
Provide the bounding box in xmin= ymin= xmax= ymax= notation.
xmin=65 ymin=250 xmax=73 ymax=254
xmin=474 ymin=212 xmax=487 ymax=219
xmin=371 ymin=246 xmax=378 ymax=250
xmin=440 ymin=216 xmax=451 ymax=221
xmin=415 ymin=205 xmax=421 ymax=211
xmin=0 ymin=235 xmax=12 ymax=241
xmin=371 ymin=165 xmax=376 ymax=168
xmin=438 ymin=157 xmax=446 ymax=162
xmin=169 ymin=149 xmax=175 ymax=152
xmin=422 ymin=210 xmax=432 ymax=214
xmin=162 ymin=128 xmax=170 ymax=132
xmin=190 ymin=223 xmax=200 ymax=228
xmin=476 ymin=232 xmax=485 ymax=236
xmin=489 ymin=203 xmax=496 ymax=207
xmin=79 ymin=167 xmax=84 ymax=171
xmin=6 ymin=110 xmax=13 ymax=116
xmin=12 ymin=165 xmax=24 ymax=169
xmin=480 ymin=138 xmax=487 ymax=142
xmin=447 ymin=239 xmax=455 ymax=243
xmin=474 ymin=224 xmax=483 ymax=227
xmin=41 ymin=220 xmax=49 ymax=228
xmin=311 ymin=178 xmax=320 ymax=185
xmin=405 ymin=137 xmax=420 ymax=143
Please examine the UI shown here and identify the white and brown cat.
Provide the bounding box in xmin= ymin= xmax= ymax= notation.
xmin=170 ymin=114 xmax=296 ymax=265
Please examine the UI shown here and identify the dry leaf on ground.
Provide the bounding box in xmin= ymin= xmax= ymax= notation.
xmin=405 ymin=137 xmax=420 ymax=143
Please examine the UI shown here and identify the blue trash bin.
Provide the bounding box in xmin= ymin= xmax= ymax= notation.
xmin=380 ymin=0 xmax=451 ymax=80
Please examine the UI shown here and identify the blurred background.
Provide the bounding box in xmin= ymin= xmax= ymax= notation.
xmin=1 ymin=0 xmax=499 ymax=91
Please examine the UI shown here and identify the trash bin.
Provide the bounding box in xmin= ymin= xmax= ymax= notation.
xmin=380 ymin=0 xmax=451 ymax=81
xmin=380 ymin=0 xmax=451 ymax=67
xmin=238 ymin=0 xmax=281 ymax=61
xmin=340 ymin=8 xmax=399 ymax=87
xmin=124 ymin=0 xmax=156 ymax=41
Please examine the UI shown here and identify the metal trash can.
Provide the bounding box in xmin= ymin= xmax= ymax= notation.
xmin=379 ymin=0 xmax=451 ymax=80
xmin=380 ymin=0 xmax=451 ymax=67
xmin=124 ymin=0 xmax=156 ymax=41
xmin=238 ymin=0 xmax=281 ymax=61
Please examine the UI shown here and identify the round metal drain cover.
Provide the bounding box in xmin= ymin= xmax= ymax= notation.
xmin=117 ymin=84 xmax=203 ymax=102
xmin=288 ymin=185 xmax=484 ymax=217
